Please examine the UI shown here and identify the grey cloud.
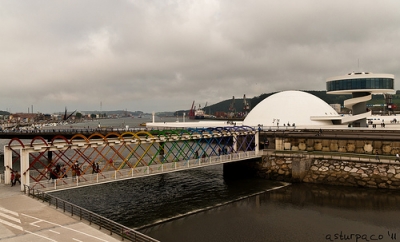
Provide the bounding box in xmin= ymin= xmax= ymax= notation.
xmin=1 ymin=0 xmax=400 ymax=113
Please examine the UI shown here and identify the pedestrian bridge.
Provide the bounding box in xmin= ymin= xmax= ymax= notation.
xmin=31 ymin=151 xmax=258 ymax=192
xmin=3 ymin=126 xmax=260 ymax=192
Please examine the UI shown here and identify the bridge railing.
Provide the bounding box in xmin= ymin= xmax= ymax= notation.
xmin=23 ymin=185 xmax=159 ymax=242
xmin=29 ymin=151 xmax=258 ymax=191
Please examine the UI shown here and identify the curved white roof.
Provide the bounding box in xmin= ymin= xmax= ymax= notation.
xmin=243 ymin=90 xmax=339 ymax=127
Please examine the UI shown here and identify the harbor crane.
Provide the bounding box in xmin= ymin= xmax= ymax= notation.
xmin=63 ymin=107 xmax=77 ymax=121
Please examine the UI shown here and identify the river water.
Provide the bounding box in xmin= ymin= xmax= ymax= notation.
xmin=3 ymin=117 xmax=400 ymax=241
xmin=50 ymin=165 xmax=400 ymax=242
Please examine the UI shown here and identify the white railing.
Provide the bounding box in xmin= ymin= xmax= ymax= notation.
xmin=30 ymin=151 xmax=258 ymax=191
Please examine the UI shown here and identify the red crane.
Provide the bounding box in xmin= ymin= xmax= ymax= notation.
xmin=188 ymin=101 xmax=195 ymax=119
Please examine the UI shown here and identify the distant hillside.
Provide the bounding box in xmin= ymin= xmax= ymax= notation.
xmin=175 ymin=90 xmax=400 ymax=115
xmin=60 ymin=110 xmax=147 ymax=117
xmin=190 ymin=91 xmax=352 ymax=115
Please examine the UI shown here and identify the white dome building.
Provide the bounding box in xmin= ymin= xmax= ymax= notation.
xmin=243 ymin=90 xmax=340 ymax=127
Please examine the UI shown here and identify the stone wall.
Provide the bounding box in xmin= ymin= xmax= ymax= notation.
xmin=255 ymin=154 xmax=400 ymax=189
xmin=303 ymin=159 xmax=400 ymax=189
xmin=253 ymin=155 xmax=294 ymax=182
xmin=276 ymin=137 xmax=400 ymax=156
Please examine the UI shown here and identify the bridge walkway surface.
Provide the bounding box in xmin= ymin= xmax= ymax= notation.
xmin=0 ymin=184 xmax=159 ymax=242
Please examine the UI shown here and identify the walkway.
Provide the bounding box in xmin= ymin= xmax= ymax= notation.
xmin=0 ymin=183 xmax=123 ymax=242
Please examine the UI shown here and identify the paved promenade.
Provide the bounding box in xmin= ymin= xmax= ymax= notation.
xmin=0 ymin=183 xmax=121 ymax=242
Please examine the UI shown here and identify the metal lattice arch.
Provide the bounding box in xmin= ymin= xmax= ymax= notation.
xmin=4 ymin=127 xmax=258 ymax=191
xmin=243 ymin=90 xmax=339 ymax=128
xmin=326 ymin=72 xmax=395 ymax=127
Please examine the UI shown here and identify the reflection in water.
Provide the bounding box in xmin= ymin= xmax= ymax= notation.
xmin=268 ymin=183 xmax=400 ymax=211
xmin=142 ymin=183 xmax=400 ymax=242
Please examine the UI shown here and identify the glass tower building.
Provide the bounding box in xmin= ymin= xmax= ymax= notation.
xmin=326 ymin=72 xmax=395 ymax=127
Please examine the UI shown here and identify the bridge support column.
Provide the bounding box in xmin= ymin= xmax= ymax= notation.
xmin=20 ymin=149 xmax=30 ymax=191
xmin=223 ymin=159 xmax=257 ymax=179
xmin=4 ymin=146 xmax=13 ymax=185
xmin=291 ymin=158 xmax=312 ymax=182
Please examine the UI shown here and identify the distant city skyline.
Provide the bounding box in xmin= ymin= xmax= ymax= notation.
xmin=1 ymin=1 xmax=400 ymax=113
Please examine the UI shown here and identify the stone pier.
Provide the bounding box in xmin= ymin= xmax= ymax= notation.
xmin=252 ymin=153 xmax=400 ymax=189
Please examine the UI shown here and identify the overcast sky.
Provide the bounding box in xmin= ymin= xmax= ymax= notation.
xmin=1 ymin=0 xmax=400 ymax=114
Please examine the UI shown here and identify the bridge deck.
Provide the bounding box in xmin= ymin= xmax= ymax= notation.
xmin=31 ymin=151 xmax=259 ymax=192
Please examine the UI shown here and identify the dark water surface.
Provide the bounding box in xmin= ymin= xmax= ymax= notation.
xmin=140 ymin=183 xmax=400 ymax=242
xmin=51 ymin=165 xmax=284 ymax=228
xmin=51 ymin=163 xmax=400 ymax=242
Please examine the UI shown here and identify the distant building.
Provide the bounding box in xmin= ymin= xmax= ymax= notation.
xmin=9 ymin=113 xmax=38 ymax=123
xmin=327 ymin=72 xmax=395 ymax=127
